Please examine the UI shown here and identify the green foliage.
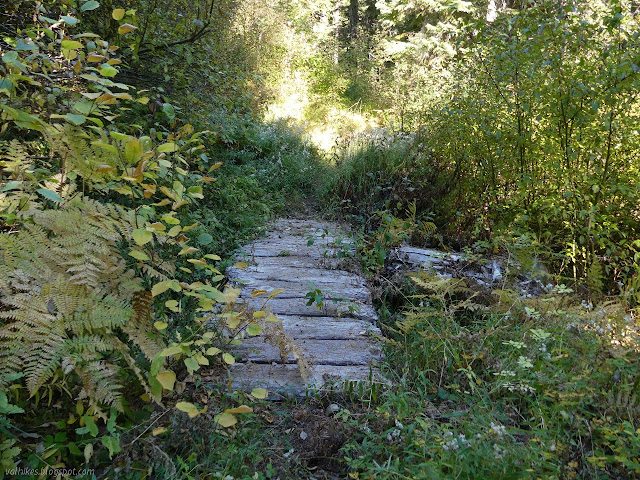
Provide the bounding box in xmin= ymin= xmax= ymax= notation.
xmin=339 ymin=272 xmax=640 ymax=479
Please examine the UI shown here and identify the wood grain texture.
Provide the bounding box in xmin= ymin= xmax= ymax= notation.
xmin=211 ymin=218 xmax=384 ymax=397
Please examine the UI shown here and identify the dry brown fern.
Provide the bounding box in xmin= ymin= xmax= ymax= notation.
xmin=0 ymin=197 xmax=164 ymax=414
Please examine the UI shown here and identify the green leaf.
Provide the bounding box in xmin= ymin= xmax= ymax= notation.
xmin=100 ymin=435 xmax=121 ymax=459
xmin=187 ymin=186 xmax=204 ymax=199
xmin=36 ymin=188 xmax=62 ymax=203
xmin=65 ymin=113 xmax=86 ymax=125
xmin=2 ymin=181 xmax=22 ymax=192
xmin=83 ymin=416 xmax=99 ymax=437
xmin=251 ymin=388 xmax=268 ymax=399
xmin=61 ymin=16 xmax=79 ymax=25
xmin=61 ymin=40 xmax=83 ymax=50
xmin=132 ymin=229 xmax=153 ymax=245
xmin=162 ymin=103 xmax=175 ymax=120
xmin=67 ymin=442 xmax=82 ymax=456
xmin=84 ymin=443 xmax=93 ymax=464
xmin=184 ymin=357 xmax=200 ymax=373
xmin=16 ymin=39 xmax=38 ymax=51
xmin=124 ymin=138 xmax=142 ymax=164
xmin=81 ymin=1 xmax=100 ymax=11
xmin=197 ymin=233 xmax=213 ymax=245
xmin=72 ymin=101 xmax=94 ymax=115
xmin=100 ymin=65 xmax=118 ymax=77
xmin=91 ymin=141 xmax=118 ymax=154
xmin=246 ymin=324 xmax=262 ymax=336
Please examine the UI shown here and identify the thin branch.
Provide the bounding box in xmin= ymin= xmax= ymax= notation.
xmin=137 ymin=24 xmax=211 ymax=56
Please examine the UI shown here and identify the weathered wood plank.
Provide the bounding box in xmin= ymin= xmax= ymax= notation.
xmin=224 ymin=363 xmax=384 ymax=397
xmin=232 ymin=280 xmax=371 ymax=303
xmin=242 ymin=297 xmax=378 ymax=322
xmin=269 ymin=315 xmax=381 ymax=339
xmin=242 ymin=255 xmax=345 ymax=270
xmin=233 ymin=338 xmax=382 ymax=365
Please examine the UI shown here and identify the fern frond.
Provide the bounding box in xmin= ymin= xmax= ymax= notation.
xmin=0 ymin=197 xmax=163 ymax=412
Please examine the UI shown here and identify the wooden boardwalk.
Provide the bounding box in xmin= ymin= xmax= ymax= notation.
xmin=223 ymin=218 xmax=383 ymax=397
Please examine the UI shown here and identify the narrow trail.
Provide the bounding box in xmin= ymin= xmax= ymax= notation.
xmin=223 ymin=218 xmax=384 ymax=397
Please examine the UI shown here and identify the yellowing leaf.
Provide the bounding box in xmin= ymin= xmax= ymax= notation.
xmin=84 ymin=443 xmax=93 ymax=464
xmin=179 ymin=246 xmax=199 ymax=256
xmin=165 ymin=300 xmax=179 ymax=312
xmin=199 ymin=176 xmax=217 ymax=183
xmin=157 ymin=142 xmax=177 ymax=153
xmin=194 ymin=352 xmax=209 ymax=366
xmin=152 ymin=427 xmax=167 ymax=436
xmin=118 ymin=23 xmax=138 ymax=34
xmin=129 ymin=249 xmax=149 ymax=261
xmin=214 ymin=412 xmax=237 ymax=428
xmin=251 ymin=388 xmax=268 ymax=399
xmin=234 ymin=261 xmax=248 ymax=270
xmin=176 ymin=402 xmax=204 ymax=418
xmin=112 ymin=8 xmax=125 ymax=20
xmin=222 ymin=353 xmax=235 ymax=365
xmin=87 ymin=54 xmax=106 ymax=62
xmin=154 ymin=321 xmax=168 ymax=331
xmin=225 ymin=405 xmax=253 ymax=414
xmin=208 ymin=162 xmax=223 ymax=172
xmin=156 ymin=370 xmax=176 ymax=391
xmin=226 ymin=314 xmax=241 ymax=329
xmin=268 ymin=288 xmax=286 ymax=299
xmin=188 ymin=259 xmax=208 ymax=267
xmin=125 ymin=138 xmax=142 ymax=164
xmin=246 ymin=324 xmax=262 ymax=336
xmin=206 ymin=347 xmax=221 ymax=356
xmin=61 ymin=40 xmax=83 ymax=50
xmin=132 ymin=229 xmax=153 ymax=245
xmin=162 ymin=213 xmax=181 ymax=225
xmin=160 ymin=345 xmax=184 ymax=357
xmin=140 ymin=393 xmax=151 ymax=402
xmin=172 ymin=200 xmax=189 ymax=210
xmin=167 ymin=225 xmax=181 ymax=237
xmin=265 ymin=314 xmax=281 ymax=323
xmin=183 ymin=222 xmax=199 ymax=232
xmin=251 ymin=290 xmax=268 ymax=298
xmin=151 ymin=281 xmax=172 ymax=297
xmin=253 ymin=311 xmax=266 ymax=318
xmin=223 ymin=287 xmax=241 ymax=303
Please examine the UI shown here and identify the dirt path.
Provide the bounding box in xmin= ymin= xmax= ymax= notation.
xmin=223 ymin=218 xmax=383 ymax=397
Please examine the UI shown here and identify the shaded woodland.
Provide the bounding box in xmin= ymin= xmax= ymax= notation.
xmin=1 ymin=0 xmax=639 ymax=478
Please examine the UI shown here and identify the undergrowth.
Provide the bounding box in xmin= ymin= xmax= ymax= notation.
xmin=339 ymin=272 xmax=640 ymax=479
